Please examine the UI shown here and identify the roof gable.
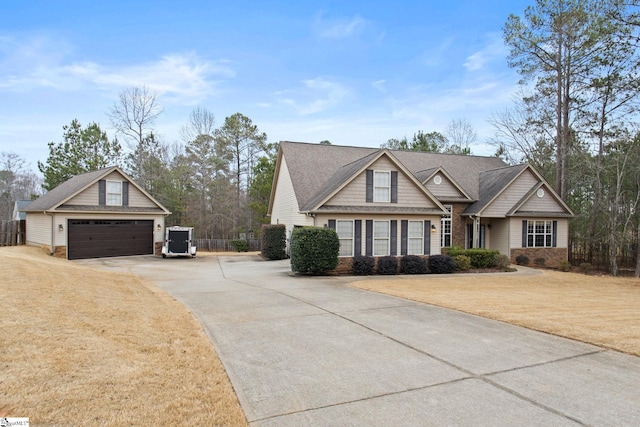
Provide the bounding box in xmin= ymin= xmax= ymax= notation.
xmin=318 ymin=151 xmax=445 ymax=212
xmin=24 ymin=166 xmax=170 ymax=214
xmin=420 ymin=167 xmax=472 ymax=202
xmin=509 ymin=181 xmax=574 ymax=217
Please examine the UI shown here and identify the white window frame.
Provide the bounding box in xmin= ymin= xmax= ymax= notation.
xmin=527 ymin=220 xmax=553 ymax=247
xmin=106 ymin=180 xmax=122 ymax=206
xmin=373 ymin=170 xmax=390 ymax=202
xmin=441 ymin=205 xmax=452 ymax=248
xmin=408 ymin=220 xmax=424 ymax=255
xmin=336 ymin=220 xmax=354 ymax=257
xmin=373 ymin=220 xmax=390 ymax=256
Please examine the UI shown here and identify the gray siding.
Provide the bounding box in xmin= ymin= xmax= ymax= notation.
xmin=482 ymin=170 xmax=538 ymax=217
xmin=327 ymin=157 xmax=439 ymax=208
xmin=425 ymin=173 xmax=464 ymax=199
xmin=518 ymin=187 xmax=564 ymax=212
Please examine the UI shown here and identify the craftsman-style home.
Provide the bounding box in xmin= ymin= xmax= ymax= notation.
xmin=268 ymin=141 xmax=573 ymax=267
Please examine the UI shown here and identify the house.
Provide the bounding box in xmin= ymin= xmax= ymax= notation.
xmin=12 ymin=199 xmax=31 ymax=221
xmin=268 ymin=141 xmax=573 ymax=268
xmin=12 ymin=199 xmax=31 ymax=245
xmin=24 ymin=166 xmax=170 ymax=260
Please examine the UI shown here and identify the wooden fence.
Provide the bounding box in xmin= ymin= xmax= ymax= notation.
xmin=0 ymin=220 xmax=25 ymax=246
xmin=193 ymin=238 xmax=261 ymax=252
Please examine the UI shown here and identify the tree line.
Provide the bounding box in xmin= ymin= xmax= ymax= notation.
xmin=3 ymin=0 xmax=640 ymax=275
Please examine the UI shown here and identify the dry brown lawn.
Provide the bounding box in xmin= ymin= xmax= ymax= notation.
xmin=351 ymin=269 xmax=640 ymax=356
xmin=0 ymin=246 xmax=247 ymax=426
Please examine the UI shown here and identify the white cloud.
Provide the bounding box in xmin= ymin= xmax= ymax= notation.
xmin=315 ymin=14 xmax=367 ymax=39
xmin=276 ymin=77 xmax=351 ymax=115
xmin=0 ymin=35 xmax=234 ymax=104
xmin=464 ymin=33 xmax=508 ymax=72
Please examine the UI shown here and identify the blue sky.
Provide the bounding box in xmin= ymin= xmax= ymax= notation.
xmin=1 ymin=0 xmax=532 ymax=171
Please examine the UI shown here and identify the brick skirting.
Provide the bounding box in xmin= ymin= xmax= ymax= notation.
xmin=510 ymin=247 xmax=568 ymax=268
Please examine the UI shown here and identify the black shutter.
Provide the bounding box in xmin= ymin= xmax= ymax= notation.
xmin=391 ymin=171 xmax=398 ymax=203
xmin=98 ymin=180 xmax=106 ymax=206
xmin=552 ymin=220 xmax=558 ymax=247
xmin=522 ymin=220 xmax=528 ymax=247
xmin=328 ymin=219 xmax=336 ymax=230
xmin=354 ymin=220 xmax=362 ymax=256
xmin=366 ymin=170 xmax=373 ymax=202
xmin=401 ymin=220 xmax=408 ymax=255
xmin=366 ymin=220 xmax=373 ymax=256
xmin=390 ymin=220 xmax=397 ymax=256
xmin=122 ymin=182 xmax=129 ymax=206
xmin=424 ymin=220 xmax=431 ymax=255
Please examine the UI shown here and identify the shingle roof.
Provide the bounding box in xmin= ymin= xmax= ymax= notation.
xmin=24 ymin=166 xmax=169 ymax=214
xmin=464 ymin=164 xmax=528 ymax=215
xmin=278 ymin=141 xmax=509 ymax=211
xmin=25 ymin=167 xmax=119 ymax=212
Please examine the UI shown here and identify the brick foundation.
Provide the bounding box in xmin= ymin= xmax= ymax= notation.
xmin=510 ymin=247 xmax=568 ymax=268
xmin=155 ymin=241 xmax=163 ymax=255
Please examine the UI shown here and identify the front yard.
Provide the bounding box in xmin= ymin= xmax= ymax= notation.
xmin=351 ymin=268 xmax=640 ymax=356
xmin=0 ymin=246 xmax=247 ymax=426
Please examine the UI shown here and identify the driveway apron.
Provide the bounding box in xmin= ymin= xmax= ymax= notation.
xmin=81 ymin=254 xmax=640 ymax=426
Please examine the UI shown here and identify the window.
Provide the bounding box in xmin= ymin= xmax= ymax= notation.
xmin=527 ymin=220 xmax=553 ymax=247
xmin=106 ymin=181 xmax=122 ymax=206
xmin=408 ymin=221 xmax=424 ymax=255
xmin=336 ymin=220 xmax=354 ymax=257
xmin=373 ymin=220 xmax=389 ymax=256
xmin=373 ymin=171 xmax=390 ymax=202
xmin=441 ymin=205 xmax=452 ymax=247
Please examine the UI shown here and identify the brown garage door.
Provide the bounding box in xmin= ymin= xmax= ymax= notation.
xmin=67 ymin=220 xmax=154 ymax=260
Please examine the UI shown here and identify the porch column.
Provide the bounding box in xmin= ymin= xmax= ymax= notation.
xmin=473 ymin=216 xmax=481 ymax=248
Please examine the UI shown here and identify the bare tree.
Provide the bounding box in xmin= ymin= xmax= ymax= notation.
xmin=181 ymin=106 xmax=216 ymax=144
xmin=0 ymin=152 xmax=41 ymax=220
xmin=445 ymin=118 xmax=477 ymax=154
xmin=108 ymin=85 xmax=163 ymax=147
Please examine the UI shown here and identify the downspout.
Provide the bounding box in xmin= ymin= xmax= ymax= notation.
xmin=44 ymin=211 xmax=54 ymax=255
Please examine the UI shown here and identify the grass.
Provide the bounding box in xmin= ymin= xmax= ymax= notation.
xmin=0 ymin=246 xmax=247 ymax=426
xmin=350 ymin=268 xmax=640 ymax=356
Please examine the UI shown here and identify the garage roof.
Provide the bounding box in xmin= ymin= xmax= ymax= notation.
xmin=25 ymin=166 xmax=170 ymax=214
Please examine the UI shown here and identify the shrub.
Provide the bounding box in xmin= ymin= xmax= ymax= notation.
xmin=230 ymin=239 xmax=249 ymax=252
xmin=515 ymin=254 xmax=530 ymax=266
xmin=558 ymin=260 xmax=571 ymax=272
xmin=493 ymin=254 xmax=511 ymax=270
xmin=261 ymin=224 xmax=287 ymax=260
xmin=352 ymin=255 xmax=375 ymax=275
xmin=377 ymin=256 xmax=398 ymax=275
xmin=453 ymin=254 xmax=471 ymax=271
xmin=534 ymin=257 xmax=546 ymax=266
xmin=445 ymin=248 xmax=499 ymax=268
xmin=290 ymin=227 xmax=339 ymax=274
xmin=400 ymin=255 xmax=427 ymax=274
xmin=428 ymin=255 xmax=456 ymax=274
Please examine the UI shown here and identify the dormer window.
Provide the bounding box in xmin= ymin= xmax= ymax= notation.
xmin=106 ymin=181 xmax=122 ymax=206
xmin=373 ymin=171 xmax=390 ymax=202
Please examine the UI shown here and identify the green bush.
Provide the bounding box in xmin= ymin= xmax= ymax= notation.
xmin=230 ymin=239 xmax=249 ymax=252
xmin=558 ymin=260 xmax=571 ymax=272
xmin=261 ymin=224 xmax=287 ymax=260
xmin=400 ymin=255 xmax=427 ymax=274
xmin=515 ymin=254 xmax=530 ymax=266
xmin=428 ymin=255 xmax=456 ymax=274
xmin=494 ymin=254 xmax=511 ymax=269
xmin=377 ymin=256 xmax=398 ymax=275
xmin=446 ymin=248 xmax=500 ymax=269
xmin=453 ymin=254 xmax=471 ymax=271
xmin=352 ymin=255 xmax=375 ymax=275
xmin=290 ymin=227 xmax=339 ymax=274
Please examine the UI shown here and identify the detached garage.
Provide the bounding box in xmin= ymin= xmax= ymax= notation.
xmin=24 ymin=166 xmax=170 ymax=260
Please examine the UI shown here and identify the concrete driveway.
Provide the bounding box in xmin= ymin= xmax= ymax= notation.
xmin=79 ymin=254 xmax=640 ymax=426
